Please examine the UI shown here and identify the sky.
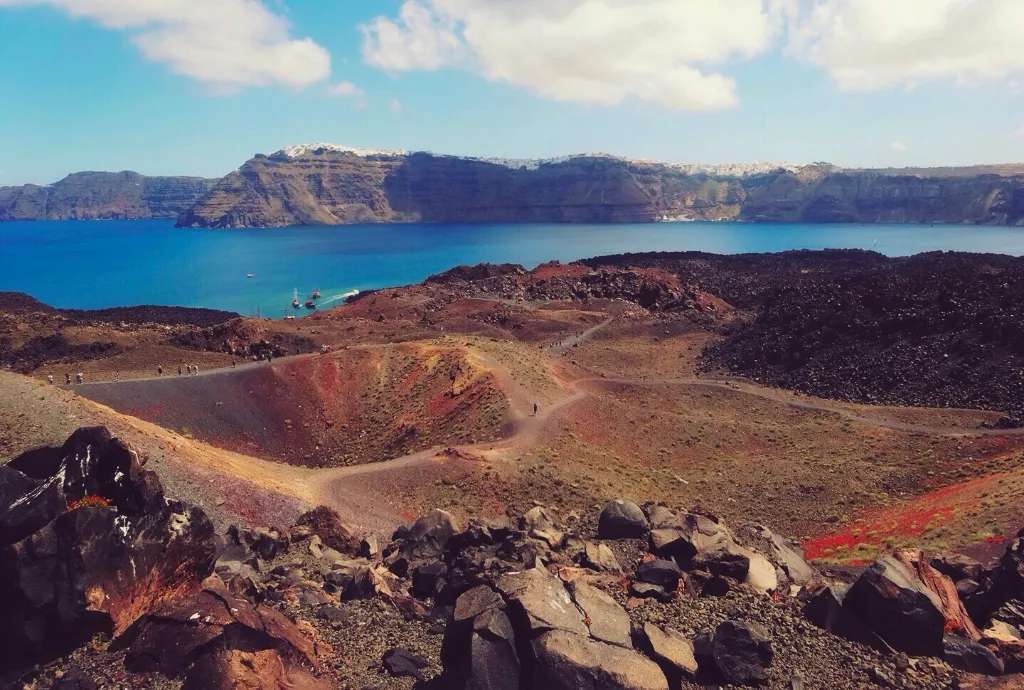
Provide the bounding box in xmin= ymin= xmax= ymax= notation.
xmin=1 ymin=0 xmax=1024 ymax=185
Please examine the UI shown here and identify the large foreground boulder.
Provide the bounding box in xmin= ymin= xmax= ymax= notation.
xmin=444 ymin=566 xmax=668 ymax=690
xmin=703 ymin=620 xmax=774 ymax=685
xmin=119 ymin=576 xmax=329 ymax=689
xmin=0 ymin=426 xmax=163 ymax=546
xmin=968 ymin=529 xmax=1024 ymax=625
xmin=598 ymin=499 xmax=649 ymax=539
xmin=0 ymin=428 xmax=217 ymax=671
xmin=531 ymin=630 xmax=668 ymax=690
xmin=843 ymin=552 xmax=964 ymax=656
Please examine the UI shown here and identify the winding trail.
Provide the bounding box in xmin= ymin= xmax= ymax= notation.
xmin=66 ymin=317 xmax=1023 ymax=533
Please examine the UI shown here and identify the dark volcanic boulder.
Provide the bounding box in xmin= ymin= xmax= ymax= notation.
xmin=1 ymin=499 xmax=216 ymax=670
xmin=708 ymin=620 xmax=773 ymax=685
xmin=0 ymin=426 xmax=165 ymax=546
xmin=931 ymin=554 xmax=984 ymax=584
xmin=5 ymin=444 xmax=62 ymax=479
xmin=844 ymin=554 xmax=946 ymax=656
xmin=466 ymin=608 xmax=520 ymax=690
xmin=942 ymin=635 xmax=1004 ymax=675
xmin=598 ymin=499 xmax=649 ymax=539
xmin=800 ymin=581 xmax=889 ymax=650
xmin=120 ymin=577 xmax=329 ymax=689
xmin=969 ymin=529 xmax=1024 ymax=624
xmin=442 ymin=585 xmax=519 ymax=689
xmin=0 ymin=464 xmax=64 ymax=544
xmin=382 ymin=647 xmax=429 ymax=680
xmin=294 ymin=505 xmax=360 ymax=554
xmin=637 ymin=559 xmax=682 ymax=591
xmin=0 ymin=427 xmax=216 ymax=672
xmin=393 ymin=508 xmax=461 ymax=563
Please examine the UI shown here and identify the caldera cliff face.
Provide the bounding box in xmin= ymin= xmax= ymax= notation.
xmin=176 ymin=147 xmax=1024 ymax=228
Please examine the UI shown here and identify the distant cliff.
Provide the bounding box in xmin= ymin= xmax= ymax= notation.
xmin=0 ymin=171 xmax=217 ymax=221
xmin=176 ymin=145 xmax=1024 ymax=228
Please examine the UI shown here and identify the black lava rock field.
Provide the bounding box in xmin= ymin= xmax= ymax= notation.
xmin=696 ymin=251 xmax=1024 ymax=411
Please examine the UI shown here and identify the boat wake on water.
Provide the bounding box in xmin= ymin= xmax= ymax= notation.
xmin=319 ymin=289 xmax=360 ymax=306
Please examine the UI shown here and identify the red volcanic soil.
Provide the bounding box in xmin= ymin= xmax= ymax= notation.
xmin=75 ymin=343 xmax=511 ymax=467
xmin=802 ymin=467 xmax=1024 ymax=564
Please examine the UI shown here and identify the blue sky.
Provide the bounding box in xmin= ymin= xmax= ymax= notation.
xmin=1 ymin=0 xmax=1023 ymax=185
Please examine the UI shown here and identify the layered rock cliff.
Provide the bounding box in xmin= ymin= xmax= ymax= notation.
xmin=176 ymin=146 xmax=1024 ymax=228
xmin=0 ymin=171 xmax=217 ymax=221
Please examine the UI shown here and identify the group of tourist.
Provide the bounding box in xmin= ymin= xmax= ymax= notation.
xmin=47 ymin=372 xmax=84 ymax=385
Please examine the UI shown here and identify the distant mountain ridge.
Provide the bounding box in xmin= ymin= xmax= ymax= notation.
xmin=0 ymin=171 xmax=217 ymax=221
xmin=5 ymin=149 xmax=1024 ymax=227
xmin=177 ymin=145 xmax=1024 ymax=228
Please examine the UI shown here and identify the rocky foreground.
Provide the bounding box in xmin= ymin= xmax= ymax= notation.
xmin=2 ymin=427 xmax=1024 ymax=689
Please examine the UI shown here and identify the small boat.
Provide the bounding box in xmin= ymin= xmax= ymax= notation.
xmin=291 ymin=288 xmax=300 ymax=309
xmin=309 ymin=288 xmax=321 ymax=300
xmin=246 ymin=273 xmax=255 ymax=278
xmin=304 ymin=299 xmax=316 ymax=309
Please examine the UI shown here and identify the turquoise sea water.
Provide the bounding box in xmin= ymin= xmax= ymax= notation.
xmin=2 ymin=219 xmax=1023 ymax=316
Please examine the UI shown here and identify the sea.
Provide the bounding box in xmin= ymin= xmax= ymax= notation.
xmin=2 ymin=219 xmax=1023 ymax=317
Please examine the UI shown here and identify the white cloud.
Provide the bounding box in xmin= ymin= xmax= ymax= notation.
xmin=327 ymin=81 xmax=366 ymax=108
xmin=360 ymin=0 xmax=782 ymax=111
xmin=361 ymin=1 xmax=463 ymax=71
xmin=889 ymin=140 xmax=908 ymax=152
xmin=327 ymin=81 xmax=360 ymax=97
xmin=786 ymin=0 xmax=1024 ymax=91
xmin=0 ymin=0 xmax=331 ymax=89
xmin=388 ymin=97 xmax=403 ymax=113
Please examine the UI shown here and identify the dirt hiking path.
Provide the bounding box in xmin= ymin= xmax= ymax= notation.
xmin=50 ymin=318 xmax=1023 ymax=535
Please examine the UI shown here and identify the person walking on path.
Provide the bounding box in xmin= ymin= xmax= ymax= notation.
xmin=75 ymin=372 xmax=83 ymax=385
xmin=533 ymin=402 xmax=538 ymax=416
xmin=65 ymin=373 xmax=71 ymax=385
xmin=47 ymin=374 xmax=54 ymax=384
xmin=157 ymin=365 xmax=163 ymax=377
xmin=178 ymin=365 xmax=182 ymax=376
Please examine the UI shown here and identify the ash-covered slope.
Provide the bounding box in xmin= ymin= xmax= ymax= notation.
xmin=177 ymin=145 xmax=1024 ymax=228
xmin=0 ymin=171 xmax=217 ymax=220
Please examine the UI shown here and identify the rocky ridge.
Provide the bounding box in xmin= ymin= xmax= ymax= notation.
xmin=176 ymin=146 xmax=1024 ymax=227
xmin=0 ymin=171 xmax=217 ymax=221
xmin=5 ymin=427 xmax=1024 ymax=689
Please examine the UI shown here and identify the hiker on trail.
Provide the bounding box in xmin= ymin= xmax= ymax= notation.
xmin=533 ymin=402 xmax=538 ymax=416
xmin=193 ymin=364 xmax=199 ymax=376
xmin=231 ymin=359 xmax=236 ymax=367
xmin=65 ymin=373 xmax=71 ymax=385
xmin=157 ymin=365 xmax=163 ymax=376
xmin=75 ymin=372 xmax=83 ymax=385
xmin=178 ymin=365 xmax=182 ymax=376
xmin=47 ymin=374 xmax=54 ymax=384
